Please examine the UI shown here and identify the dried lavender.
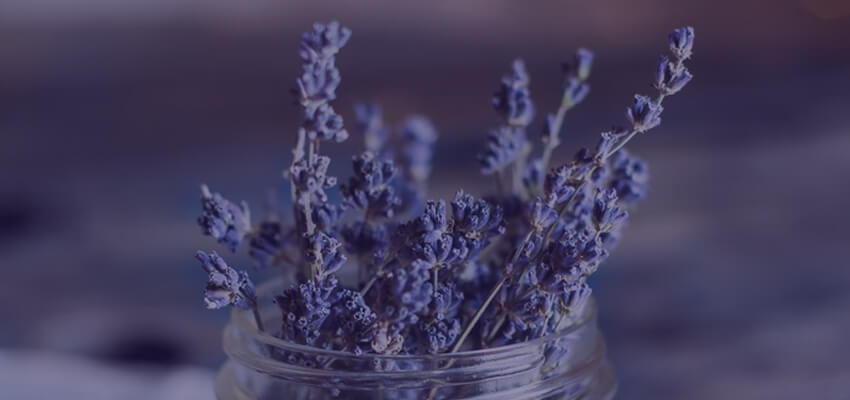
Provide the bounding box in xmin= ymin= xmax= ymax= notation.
xmin=188 ymin=22 xmax=695 ymax=364
xmin=399 ymin=116 xmax=438 ymax=215
xmin=480 ymin=60 xmax=535 ymax=195
xmin=197 ymin=185 xmax=251 ymax=252
xmin=353 ymin=103 xmax=389 ymax=156
xmin=196 ymin=250 xmax=263 ymax=330
xmin=450 ymin=26 xmax=694 ymax=353
xmin=340 ymin=152 xmax=401 ymax=219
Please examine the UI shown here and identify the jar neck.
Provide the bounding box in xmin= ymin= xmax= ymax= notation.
xmin=219 ymin=297 xmax=613 ymax=399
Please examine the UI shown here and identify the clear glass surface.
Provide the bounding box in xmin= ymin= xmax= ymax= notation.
xmin=215 ymin=279 xmax=617 ymax=400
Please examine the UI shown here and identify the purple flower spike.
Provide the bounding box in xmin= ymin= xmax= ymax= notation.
xmin=626 ymin=94 xmax=663 ymax=132
xmin=608 ymin=149 xmax=649 ymax=204
xmin=401 ymin=116 xmax=438 ymax=182
xmin=410 ymin=283 xmax=464 ymax=354
xmin=572 ymin=48 xmax=595 ymax=81
xmin=305 ymin=231 xmax=347 ymax=279
xmin=341 ymin=152 xmax=401 ymax=219
xmin=300 ymin=21 xmax=351 ymax=62
xmin=304 ymin=103 xmax=349 ymax=143
xmin=668 ymin=26 xmax=695 ymax=60
xmin=354 ymin=103 xmax=390 ymax=155
xmin=198 ymin=185 xmax=251 ymax=252
xmin=529 ymin=197 xmax=558 ymax=232
xmin=493 ymin=59 xmax=535 ymax=127
xmin=656 ymin=57 xmax=693 ymax=96
xmin=276 ymin=275 xmax=338 ymax=346
xmin=196 ymin=250 xmax=256 ymax=310
xmin=479 ymin=126 xmax=526 ymax=175
xmin=592 ymin=188 xmax=629 ymax=235
xmin=329 ymin=288 xmax=377 ymax=354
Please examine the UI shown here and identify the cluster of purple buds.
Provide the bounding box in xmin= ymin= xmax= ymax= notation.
xmin=354 ymin=103 xmax=390 ymax=156
xmin=493 ymin=59 xmax=535 ymax=127
xmin=400 ymin=116 xmax=438 ymax=184
xmin=197 ymin=185 xmax=251 ymax=252
xmin=297 ymin=22 xmax=351 ymax=143
xmin=480 ymin=60 xmax=535 ymax=176
xmin=607 ymin=149 xmax=649 ymax=204
xmin=189 ymin=22 xmax=695 ymax=360
xmin=196 ymin=250 xmax=256 ymax=310
xmin=276 ymin=274 xmax=338 ymax=346
xmin=408 ymin=283 xmax=464 ymax=354
xmin=340 ymin=152 xmax=402 ymax=219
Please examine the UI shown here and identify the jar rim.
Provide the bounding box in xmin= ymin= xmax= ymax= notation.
xmin=228 ymin=277 xmax=598 ymax=361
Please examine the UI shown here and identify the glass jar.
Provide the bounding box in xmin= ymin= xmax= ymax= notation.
xmin=215 ymin=279 xmax=617 ymax=400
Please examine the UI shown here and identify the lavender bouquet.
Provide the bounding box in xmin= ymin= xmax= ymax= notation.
xmin=195 ymin=20 xmax=694 ymax=398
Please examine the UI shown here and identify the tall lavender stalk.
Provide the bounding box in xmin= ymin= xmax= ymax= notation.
xmin=287 ymin=22 xmax=352 ymax=280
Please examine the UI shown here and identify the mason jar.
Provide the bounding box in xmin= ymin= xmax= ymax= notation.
xmin=215 ymin=280 xmax=616 ymax=399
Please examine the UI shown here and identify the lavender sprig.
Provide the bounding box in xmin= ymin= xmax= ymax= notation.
xmin=196 ymin=250 xmax=263 ymax=331
xmin=539 ymin=49 xmax=594 ymax=179
xmin=198 ymin=185 xmax=251 ymax=252
xmin=480 ymin=60 xmax=534 ymax=193
xmin=287 ymin=21 xmax=353 ymax=280
xmin=398 ymin=116 xmax=438 ymax=215
xmin=449 ymin=26 xmax=694 ymax=355
xmin=340 ymin=152 xmax=402 ymax=219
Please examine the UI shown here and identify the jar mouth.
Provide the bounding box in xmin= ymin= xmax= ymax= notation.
xmin=228 ymin=278 xmax=599 ymax=361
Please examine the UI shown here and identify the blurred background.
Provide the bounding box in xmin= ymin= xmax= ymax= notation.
xmin=2 ymin=0 xmax=849 ymax=398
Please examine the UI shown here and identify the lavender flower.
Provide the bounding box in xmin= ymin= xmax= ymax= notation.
xmin=408 ymin=283 xmax=464 ymax=354
xmin=288 ymin=153 xmax=336 ymax=205
xmin=668 ymin=26 xmax=695 ymax=60
xmin=479 ymin=126 xmax=525 ymax=175
xmin=289 ymin=21 xmax=351 ymax=248
xmin=329 ymin=288 xmax=377 ymax=354
xmin=341 ymin=221 xmax=390 ymax=259
xmin=592 ymin=188 xmax=629 ymax=244
xmin=560 ymin=49 xmax=594 ymax=105
xmin=400 ymin=116 xmax=438 ymax=183
xmin=538 ymin=230 xmax=607 ymax=288
xmin=372 ymin=260 xmax=433 ymax=327
xmin=656 ymin=57 xmax=693 ymax=96
xmin=627 ymin=94 xmax=663 ymax=133
xmin=538 ymin=49 xmax=595 ymax=183
xmin=276 ymin=275 xmax=338 ymax=345
xmin=484 ymin=284 xmax=555 ymax=345
xmin=558 ymin=280 xmax=592 ymax=316
xmin=529 ymin=197 xmax=558 ymax=233
xmin=305 ymin=231 xmax=347 ymax=279
xmin=198 ymin=185 xmax=251 ymax=252
xmin=196 ymin=250 xmax=256 ymax=310
xmin=608 ymin=149 xmax=649 ymax=203
xmin=369 ymin=260 xmax=433 ymax=353
xmin=451 ymin=190 xmax=505 ymax=256
xmin=354 ymin=103 xmax=390 ymax=155
xmin=304 ymin=103 xmax=349 ymax=143
xmin=311 ymin=203 xmax=343 ymax=233
xmin=493 ymin=59 xmax=534 ymax=127
xmin=296 ymin=21 xmax=351 ymax=105
xmin=340 ymin=152 xmax=401 ymax=219
xmin=480 ymin=59 xmax=536 ymax=177
xmin=248 ymin=220 xmax=286 ymax=269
